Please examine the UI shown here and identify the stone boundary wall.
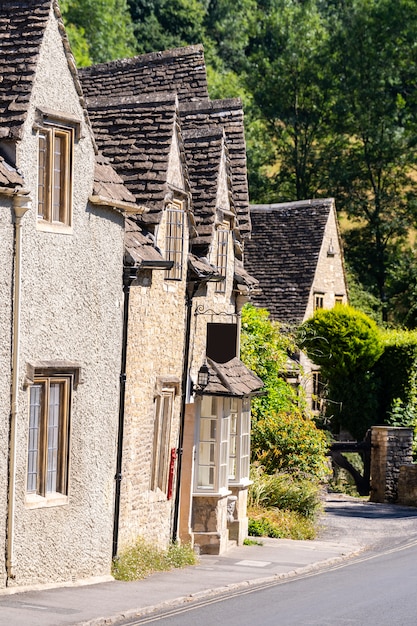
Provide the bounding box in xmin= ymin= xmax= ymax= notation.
xmin=398 ymin=464 xmax=417 ymax=506
xmin=370 ymin=426 xmax=413 ymax=503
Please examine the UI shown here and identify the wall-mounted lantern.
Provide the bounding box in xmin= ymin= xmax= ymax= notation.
xmin=196 ymin=362 xmax=210 ymax=390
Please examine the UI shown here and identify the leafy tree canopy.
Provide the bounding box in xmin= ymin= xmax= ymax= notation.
xmin=61 ymin=0 xmax=137 ymax=65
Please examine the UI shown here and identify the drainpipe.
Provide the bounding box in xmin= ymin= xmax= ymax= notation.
xmin=112 ymin=265 xmax=137 ymax=559
xmin=7 ymin=191 xmax=31 ymax=582
xmin=172 ymin=281 xmax=198 ymax=543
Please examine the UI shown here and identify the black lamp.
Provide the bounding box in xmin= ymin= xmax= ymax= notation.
xmin=197 ymin=362 xmax=210 ymax=389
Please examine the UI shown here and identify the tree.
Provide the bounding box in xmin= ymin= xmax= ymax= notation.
xmin=325 ymin=0 xmax=417 ymax=322
xmin=61 ymin=0 xmax=137 ymax=65
xmin=299 ymin=305 xmax=384 ymax=439
xmin=127 ymin=0 xmax=207 ymax=54
xmin=244 ymin=0 xmax=337 ymax=202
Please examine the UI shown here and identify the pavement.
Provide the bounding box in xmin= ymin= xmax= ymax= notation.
xmin=2 ymin=493 xmax=417 ymax=626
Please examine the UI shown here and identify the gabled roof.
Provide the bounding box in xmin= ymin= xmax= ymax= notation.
xmin=79 ymin=49 xmax=250 ymax=241
xmin=180 ymin=99 xmax=251 ymax=241
xmin=124 ymin=216 xmax=170 ymax=267
xmin=79 ymin=45 xmax=209 ymax=103
xmin=244 ymin=199 xmax=335 ymax=324
xmin=0 ymin=0 xmax=86 ymax=142
xmin=0 ymin=0 xmax=50 ymax=140
xmin=183 ymin=126 xmax=233 ymax=249
xmin=86 ymin=92 xmax=184 ymax=223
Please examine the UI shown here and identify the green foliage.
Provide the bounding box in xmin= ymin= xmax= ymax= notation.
xmin=248 ymin=509 xmax=316 ymax=540
xmin=244 ymin=0 xmax=336 ymax=201
xmin=299 ymin=307 xmax=417 ymax=439
xmin=248 ymin=466 xmax=323 ymax=518
xmin=127 ymin=0 xmax=207 ymax=54
xmin=61 ymin=0 xmax=137 ymax=65
xmin=374 ymin=329 xmax=417 ymax=427
xmin=241 ymin=304 xmax=329 ymax=476
xmin=247 ymin=467 xmax=322 ymax=539
xmin=299 ymin=305 xmax=384 ymax=439
xmin=240 ymin=304 xmax=302 ymax=420
xmin=251 ymin=411 xmax=330 ymax=479
xmin=299 ymin=305 xmax=383 ymax=378
xmin=112 ymin=539 xmax=197 ymax=581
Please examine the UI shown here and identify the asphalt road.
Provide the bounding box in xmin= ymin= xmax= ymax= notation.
xmin=122 ymin=536 xmax=417 ymax=626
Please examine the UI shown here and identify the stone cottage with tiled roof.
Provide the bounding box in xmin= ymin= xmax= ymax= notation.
xmin=0 ymin=0 xmax=261 ymax=589
xmin=0 ymin=0 xmax=140 ymax=589
xmin=244 ymin=199 xmax=348 ymax=409
xmin=81 ymin=46 xmax=262 ymax=557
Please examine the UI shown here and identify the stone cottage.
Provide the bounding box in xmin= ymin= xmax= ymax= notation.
xmin=244 ymin=199 xmax=348 ymax=410
xmin=0 ymin=0 xmax=139 ymax=589
xmin=80 ymin=47 xmax=263 ymax=555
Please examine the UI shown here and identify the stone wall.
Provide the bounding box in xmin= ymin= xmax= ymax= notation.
xmin=398 ymin=465 xmax=417 ymax=507
xmin=370 ymin=426 xmax=413 ymax=503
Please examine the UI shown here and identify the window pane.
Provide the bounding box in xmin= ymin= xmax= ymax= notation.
xmin=27 ymin=384 xmax=43 ymax=492
xmin=38 ymin=133 xmax=48 ymax=219
xmin=215 ymin=228 xmax=228 ymax=293
xmin=46 ymin=382 xmax=61 ymax=493
xmin=165 ymin=206 xmax=184 ymax=280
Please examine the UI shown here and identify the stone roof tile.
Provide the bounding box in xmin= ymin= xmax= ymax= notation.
xmin=86 ymin=93 xmax=179 ymax=222
xmin=200 ymin=357 xmax=263 ymax=397
xmin=0 ymin=155 xmax=25 ymax=190
xmin=244 ymin=199 xmax=334 ymax=324
xmin=91 ymin=154 xmax=139 ymax=211
xmin=180 ymin=99 xmax=250 ymax=240
xmin=79 ymin=45 xmax=209 ymax=103
xmin=0 ymin=0 xmax=51 ymax=139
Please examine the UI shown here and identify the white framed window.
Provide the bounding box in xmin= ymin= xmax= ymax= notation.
xmin=228 ymin=397 xmax=251 ymax=485
xmin=195 ymin=395 xmax=251 ymax=493
xmin=195 ymin=395 xmax=230 ymax=494
xmin=151 ymin=387 xmax=175 ymax=493
xmin=165 ymin=200 xmax=184 ymax=280
xmin=27 ymin=375 xmax=71 ymax=497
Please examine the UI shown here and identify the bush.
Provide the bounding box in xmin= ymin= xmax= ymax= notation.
xmin=299 ymin=305 xmax=383 ymax=377
xmin=251 ymin=411 xmax=330 ymax=480
xmin=248 ymin=508 xmax=317 ymax=540
xmin=112 ymin=539 xmax=197 ymax=581
xmin=248 ymin=466 xmax=323 ymax=519
xmin=298 ymin=305 xmax=384 ymax=439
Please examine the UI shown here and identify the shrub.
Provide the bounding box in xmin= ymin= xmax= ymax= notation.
xmin=112 ymin=539 xmax=197 ymax=581
xmin=298 ymin=305 xmax=384 ymax=439
xmin=299 ymin=305 xmax=383 ymax=377
xmin=248 ymin=508 xmax=317 ymax=540
xmin=251 ymin=411 xmax=330 ymax=480
xmin=248 ymin=466 xmax=323 ymax=519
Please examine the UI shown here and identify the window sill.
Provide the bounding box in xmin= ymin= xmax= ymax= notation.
xmin=193 ymin=489 xmax=232 ymax=498
xmin=25 ymin=492 xmax=69 ymax=509
xmin=36 ymin=220 xmax=73 ymax=235
xmin=228 ymin=478 xmax=252 ymax=488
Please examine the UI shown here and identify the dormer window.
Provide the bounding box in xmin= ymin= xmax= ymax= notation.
xmin=165 ymin=200 xmax=184 ymax=280
xmin=38 ymin=125 xmax=73 ymax=227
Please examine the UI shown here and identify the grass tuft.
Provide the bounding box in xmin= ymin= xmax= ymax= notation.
xmin=112 ymin=539 xmax=197 ymax=581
